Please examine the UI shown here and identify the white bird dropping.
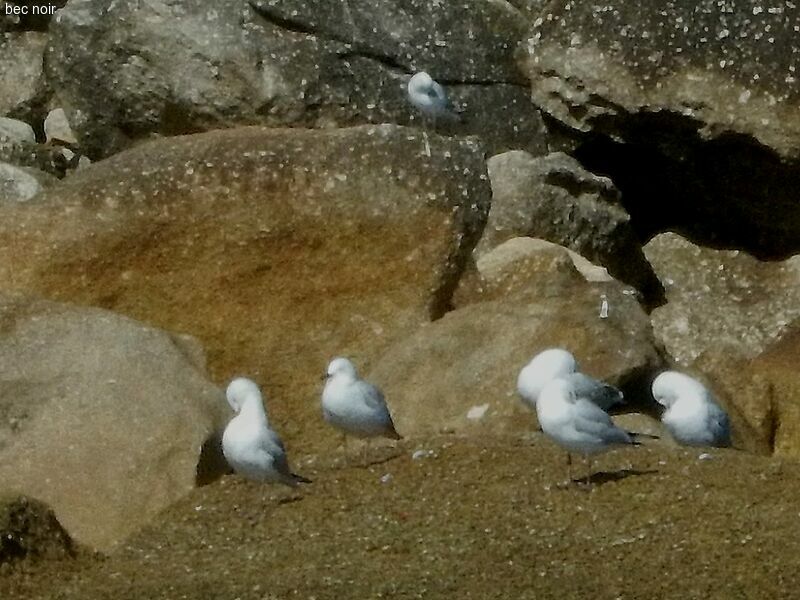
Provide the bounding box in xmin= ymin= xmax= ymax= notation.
xmin=652 ymin=371 xmax=731 ymax=448
xmin=517 ymin=348 xmax=623 ymax=412
xmin=222 ymin=378 xmax=311 ymax=487
xmin=322 ymin=357 xmax=401 ymax=461
xmin=537 ymin=378 xmax=639 ymax=483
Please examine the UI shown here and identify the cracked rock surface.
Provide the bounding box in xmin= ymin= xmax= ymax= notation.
xmin=46 ymin=0 xmax=546 ymax=159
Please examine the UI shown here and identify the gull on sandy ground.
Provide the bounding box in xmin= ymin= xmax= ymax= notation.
xmin=517 ymin=348 xmax=624 ymax=412
xmin=407 ymin=71 xmax=462 ymax=156
xmin=537 ymin=377 xmax=641 ymax=485
xmin=222 ymin=377 xmax=311 ymax=487
xmin=322 ymin=357 xmax=401 ymax=465
xmin=652 ymin=371 xmax=731 ymax=448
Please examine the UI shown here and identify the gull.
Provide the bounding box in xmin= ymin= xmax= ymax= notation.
xmin=652 ymin=371 xmax=731 ymax=448
xmin=517 ymin=348 xmax=624 ymax=412
xmin=537 ymin=377 xmax=641 ymax=485
xmin=407 ymin=71 xmax=462 ymax=156
xmin=322 ymin=357 xmax=401 ymax=464
xmin=222 ymin=377 xmax=311 ymax=487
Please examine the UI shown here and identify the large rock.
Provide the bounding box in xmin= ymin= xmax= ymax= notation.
xmin=371 ymin=250 xmax=663 ymax=437
xmin=0 ymin=124 xmax=490 ymax=452
xmin=46 ymin=0 xmax=545 ymax=158
xmin=645 ymin=232 xmax=800 ymax=365
xmin=522 ymin=1 xmax=800 ymax=257
xmin=693 ymin=322 xmax=800 ymax=458
xmin=0 ymin=495 xmax=75 ymax=564
xmin=0 ymin=296 xmax=229 ymax=551
xmin=0 ymin=31 xmax=48 ymax=122
xmin=0 ymin=161 xmax=56 ymax=203
xmin=480 ymin=151 xmax=663 ymax=304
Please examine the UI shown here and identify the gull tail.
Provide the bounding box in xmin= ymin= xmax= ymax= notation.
xmin=290 ymin=472 xmax=312 ymax=486
xmin=386 ymin=422 xmax=403 ymax=440
xmin=628 ymin=431 xmax=659 ymax=442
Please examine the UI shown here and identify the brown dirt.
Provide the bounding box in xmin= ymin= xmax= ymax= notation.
xmin=2 ymin=435 xmax=799 ymax=599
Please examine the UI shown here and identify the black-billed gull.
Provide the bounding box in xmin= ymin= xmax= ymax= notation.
xmin=407 ymin=71 xmax=462 ymax=156
xmin=517 ymin=348 xmax=623 ymax=412
xmin=222 ymin=377 xmax=311 ymax=487
xmin=322 ymin=357 xmax=401 ymax=464
xmin=652 ymin=371 xmax=731 ymax=448
xmin=537 ymin=377 xmax=639 ymax=484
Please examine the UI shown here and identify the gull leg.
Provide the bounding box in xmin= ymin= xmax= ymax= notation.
xmin=566 ymin=453 xmax=573 ymax=483
xmin=422 ymin=129 xmax=431 ymax=157
xmin=363 ymin=438 xmax=370 ymax=466
xmin=584 ymin=455 xmax=592 ymax=486
xmin=342 ymin=433 xmax=349 ymax=466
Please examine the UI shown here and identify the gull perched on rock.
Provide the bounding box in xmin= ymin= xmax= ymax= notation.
xmin=537 ymin=377 xmax=642 ymax=484
xmin=517 ymin=348 xmax=624 ymax=412
xmin=407 ymin=71 xmax=462 ymax=156
xmin=652 ymin=371 xmax=731 ymax=448
xmin=222 ymin=377 xmax=311 ymax=487
xmin=322 ymin=357 xmax=401 ymax=464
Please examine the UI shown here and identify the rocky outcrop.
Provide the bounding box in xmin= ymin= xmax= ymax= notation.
xmin=692 ymin=322 xmax=800 ymax=458
xmin=479 ymin=151 xmax=663 ymax=304
xmin=522 ymin=1 xmax=800 ymax=258
xmin=45 ymin=0 xmax=546 ymax=159
xmin=0 ymin=296 xmax=229 ymax=551
xmin=0 ymin=124 xmax=490 ymax=454
xmin=645 ymin=233 xmax=800 ymax=365
xmin=372 ymin=247 xmax=663 ymax=437
xmin=0 ymin=31 xmax=49 ymax=123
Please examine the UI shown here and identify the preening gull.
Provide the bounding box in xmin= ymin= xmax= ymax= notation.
xmin=652 ymin=371 xmax=731 ymax=448
xmin=407 ymin=71 xmax=462 ymax=123
xmin=322 ymin=357 xmax=401 ymax=463
xmin=222 ymin=377 xmax=311 ymax=487
xmin=407 ymin=71 xmax=462 ymax=156
xmin=517 ymin=348 xmax=624 ymax=412
xmin=537 ymin=377 xmax=639 ymax=483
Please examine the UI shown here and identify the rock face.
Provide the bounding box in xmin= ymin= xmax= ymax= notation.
xmin=479 ymin=151 xmax=663 ymax=304
xmin=693 ymin=322 xmax=800 ymax=458
xmin=645 ymin=232 xmax=800 ymax=365
xmin=0 ymin=296 xmax=229 ymax=551
xmin=0 ymin=495 xmax=75 ymax=564
xmin=0 ymin=31 xmax=49 ymax=122
xmin=45 ymin=0 xmax=545 ymax=159
xmin=522 ymin=1 xmax=800 ymax=258
xmin=0 ymin=124 xmax=490 ymax=453
xmin=371 ymin=248 xmax=663 ymax=437
xmin=0 ymin=117 xmax=35 ymax=145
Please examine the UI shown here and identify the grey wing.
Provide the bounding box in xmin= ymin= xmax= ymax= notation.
xmin=261 ymin=428 xmax=293 ymax=478
xmin=565 ymin=372 xmax=624 ymax=411
xmin=355 ymin=381 xmax=391 ymax=417
xmin=571 ymin=399 xmax=632 ymax=444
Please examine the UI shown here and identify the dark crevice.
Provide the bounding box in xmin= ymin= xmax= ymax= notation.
xmin=337 ymin=49 xmax=411 ymax=75
xmin=545 ymin=108 xmax=800 ymax=260
xmin=248 ymin=2 xmax=340 ymax=42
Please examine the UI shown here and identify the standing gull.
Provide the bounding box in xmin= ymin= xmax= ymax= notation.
xmin=322 ymin=357 xmax=401 ymax=464
xmin=537 ymin=377 xmax=640 ymax=484
xmin=517 ymin=348 xmax=624 ymax=412
xmin=407 ymin=71 xmax=462 ymax=156
xmin=652 ymin=371 xmax=731 ymax=448
xmin=222 ymin=377 xmax=311 ymax=487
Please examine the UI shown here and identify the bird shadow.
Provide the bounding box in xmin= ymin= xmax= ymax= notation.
xmin=570 ymin=468 xmax=659 ymax=488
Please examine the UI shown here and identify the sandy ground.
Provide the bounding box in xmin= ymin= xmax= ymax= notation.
xmin=3 ymin=434 xmax=800 ymax=599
